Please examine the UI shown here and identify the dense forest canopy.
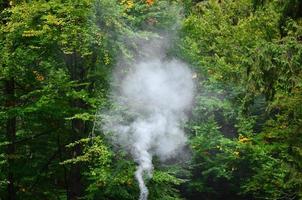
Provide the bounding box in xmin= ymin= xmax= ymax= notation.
xmin=0 ymin=0 xmax=302 ymax=199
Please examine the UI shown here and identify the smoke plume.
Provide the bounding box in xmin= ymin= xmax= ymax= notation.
xmin=102 ymin=40 xmax=194 ymax=200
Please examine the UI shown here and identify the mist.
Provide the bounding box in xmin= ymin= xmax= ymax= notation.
xmin=101 ymin=39 xmax=195 ymax=200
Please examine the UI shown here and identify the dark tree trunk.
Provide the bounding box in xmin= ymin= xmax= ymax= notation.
xmin=65 ymin=52 xmax=86 ymax=200
xmin=5 ymin=78 xmax=17 ymax=200
xmin=67 ymin=118 xmax=86 ymax=200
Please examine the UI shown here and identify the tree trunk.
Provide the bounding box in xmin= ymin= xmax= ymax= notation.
xmin=66 ymin=52 xmax=86 ymax=200
xmin=5 ymin=78 xmax=17 ymax=200
xmin=67 ymin=118 xmax=85 ymax=200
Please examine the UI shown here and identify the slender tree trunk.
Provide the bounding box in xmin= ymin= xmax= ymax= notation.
xmin=5 ymin=78 xmax=17 ymax=200
xmin=66 ymin=52 xmax=86 ymax=200
xmin=57 ymin=131 xmax=69 ymax=198
xmin=67 ymin=118 xmax=85 ymax=200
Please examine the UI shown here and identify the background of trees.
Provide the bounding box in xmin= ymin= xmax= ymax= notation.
xmin=0 ymin=0 xmax=301 ymax=199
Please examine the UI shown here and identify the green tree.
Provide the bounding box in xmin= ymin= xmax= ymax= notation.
xmin=178 ymin=0 xmax=302 ymax=199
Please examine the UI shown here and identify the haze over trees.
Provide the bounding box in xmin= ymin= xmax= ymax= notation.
xmin=0 ymin=0 xmax=302 ymax=200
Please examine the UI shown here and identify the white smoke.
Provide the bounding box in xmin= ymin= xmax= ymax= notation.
xmin=102 ymin=44 xmax=194 ymax=200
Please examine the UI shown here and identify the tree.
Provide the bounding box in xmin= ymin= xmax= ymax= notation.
xmin=178 ymin=0 xmax=302 ymax=199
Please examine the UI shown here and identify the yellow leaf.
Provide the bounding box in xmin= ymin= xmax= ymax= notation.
xmin=126 ymin=0 xmax=134 ymax=9
xmin=238 ymin=135 xmax=250 ymax=143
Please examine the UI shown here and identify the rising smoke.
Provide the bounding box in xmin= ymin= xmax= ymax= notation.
xmin=101 ymin=39 xmax=195 ymax=200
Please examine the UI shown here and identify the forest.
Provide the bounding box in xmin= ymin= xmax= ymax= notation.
xmin=1 ymin=0 xmax=302 ymax=199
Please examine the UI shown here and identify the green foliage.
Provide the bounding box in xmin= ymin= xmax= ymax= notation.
xmin=83 ymin=145 xmax=184 ymax=200
xmin=178 ymin=0 xmax=302 ymax=199
xmin=1 ymin=0 xmax=302 ymax=199
xmin=1 ymin=0 xmax=187 ymax=199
